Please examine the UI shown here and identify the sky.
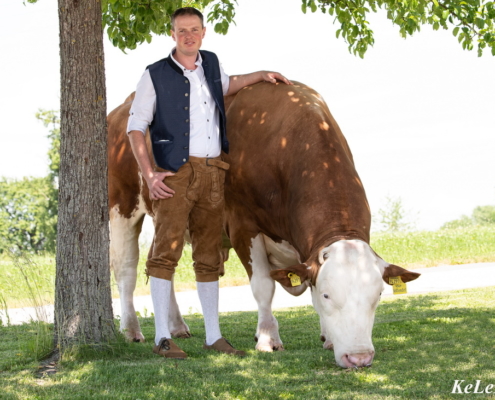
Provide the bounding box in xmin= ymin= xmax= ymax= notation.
xmin=0 ymin=0 xmax=494 ymax=231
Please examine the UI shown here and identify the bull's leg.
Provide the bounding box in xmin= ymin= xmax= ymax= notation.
xmin=168 ymin=275 xmax=192 ymax=338
xmin=110 ymin=206 xmax=146 ymax=342
xmin=249 ymin=234 xmax=284 ymax=351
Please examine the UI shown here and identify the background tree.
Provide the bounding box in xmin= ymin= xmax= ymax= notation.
xmin=0 ymin=177 xmax=56 ymax=254
xmin=375 ymin=196 xmax=417 ymax=232
xmin=472 ymin=205 xmax=495 ymax=225
xmin=0 ymin=110 xmax=59 ymax=255
xmin=36 ymin=110 xmax=61 ymax=184
xmin=442 ymin=205 xmax=495 ymax=229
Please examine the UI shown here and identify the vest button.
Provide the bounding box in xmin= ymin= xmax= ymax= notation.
xmin=184 ymin=132 xmax=189 ymax=136
xmin=184 ymin=107 xmax=188 ymax=110
xmin=185 ymin=119 xmax=189 ymax=123
xmin=185 ymin=93 xmax=189 ymax=97
xmin=183 ymin=158 xmax=187 ymax=162
xmin=185 ymin=80 xmax=189 ymax=83
xmin=183 ymin=146 xmax=189 ymax=150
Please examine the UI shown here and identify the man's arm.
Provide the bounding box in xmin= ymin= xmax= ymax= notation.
xmin=226 ymin=71 xmax=292 ymax=96
xmin=128 ymin=131 xmax=175 ymax=200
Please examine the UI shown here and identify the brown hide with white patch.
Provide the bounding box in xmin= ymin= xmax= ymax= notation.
xmin=223 ymin=82 xmax=371 ymax=276
xmin=107 ymin=92 xmax=152 ymax=218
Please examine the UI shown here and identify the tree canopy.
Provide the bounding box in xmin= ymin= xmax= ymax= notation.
xmin=101 ymin=0 xmax=495 ymax=57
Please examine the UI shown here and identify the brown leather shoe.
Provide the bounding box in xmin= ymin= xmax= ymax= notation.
xmin=152 ymin=338 xmax=187 ymax=359
xmin=203 ymin=338 xmax=246 ymax=357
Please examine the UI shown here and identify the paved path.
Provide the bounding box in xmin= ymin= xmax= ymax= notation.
xmin=2 ymin=262 xmax=494 ymax=325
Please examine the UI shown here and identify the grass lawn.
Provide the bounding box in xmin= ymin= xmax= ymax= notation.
xmin=1 ymin=286 xmax=494 ymax=399
xmin=1 ymin=227 xmax=495 ymax=310
xmin=372 ymin=226 xmax=495 ymax=269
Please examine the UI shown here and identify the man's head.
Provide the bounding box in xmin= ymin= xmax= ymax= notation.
xmin=171 ymin=7 xmax=206 ymax=59
xmin=171 ymin=7 xmax=204 ymax=30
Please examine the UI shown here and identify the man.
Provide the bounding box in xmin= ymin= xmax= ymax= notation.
xmin=127 ymin=7 xmax=292 ymax=359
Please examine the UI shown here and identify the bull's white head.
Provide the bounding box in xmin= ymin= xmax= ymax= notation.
xmin=270 ymin=239 xmax=420 ymax=368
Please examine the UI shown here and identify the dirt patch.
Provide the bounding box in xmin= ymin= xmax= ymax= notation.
xmin=35 ymin=349 xmax=59 ymax=378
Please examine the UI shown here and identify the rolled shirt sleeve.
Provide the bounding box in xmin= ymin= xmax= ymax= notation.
xmin=220 ymin=63 xmax=230 ymax=96
xmin=127 ymin=69 xmax=156 ymax=135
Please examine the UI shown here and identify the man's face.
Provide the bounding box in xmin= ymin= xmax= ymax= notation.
xmin=171 ymin=15 xmax=206 ymax=58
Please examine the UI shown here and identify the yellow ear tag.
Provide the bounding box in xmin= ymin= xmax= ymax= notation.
xmin=287 ymin=272 xmax=302 ymax=287
xmin=389 ymin=276 xmax=407 ymax=295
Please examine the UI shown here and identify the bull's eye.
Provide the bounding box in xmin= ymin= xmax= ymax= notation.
xmin=323 ymin=253 xmax=329 ymax=260
xmin=323 ymin=294 xmax=329 ymax=299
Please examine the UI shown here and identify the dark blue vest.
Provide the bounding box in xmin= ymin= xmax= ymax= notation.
xmin=147 ymin=50 xmax=229 ymax=172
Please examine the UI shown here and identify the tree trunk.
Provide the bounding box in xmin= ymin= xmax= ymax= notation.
xmin=55 ymin=0 xmax=114 ymax=348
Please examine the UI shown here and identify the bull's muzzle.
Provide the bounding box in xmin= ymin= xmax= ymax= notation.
xmin=341 ymin=351 xmax=375 ymax=368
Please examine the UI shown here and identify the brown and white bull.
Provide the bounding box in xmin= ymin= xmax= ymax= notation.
xmin=107 ymin=82 xmax=420 ymax=368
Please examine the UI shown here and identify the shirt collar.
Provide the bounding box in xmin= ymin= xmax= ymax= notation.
xmin=170 ymin=47 xmax=202 ymax=72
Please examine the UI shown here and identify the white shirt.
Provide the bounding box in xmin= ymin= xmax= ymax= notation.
xmin=127 ymin=50 xmax=230 ymax=158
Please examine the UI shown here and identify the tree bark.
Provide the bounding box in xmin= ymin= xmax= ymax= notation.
xmin=55 ymin=0 xmax=114 ymax=348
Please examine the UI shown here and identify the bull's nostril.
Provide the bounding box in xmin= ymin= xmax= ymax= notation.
xmin=347 ymin=352 xmax=374 ymax=368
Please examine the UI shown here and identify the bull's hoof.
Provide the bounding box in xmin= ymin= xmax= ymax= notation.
xmin=255 ymin=344 xmax=274 ymax=352
xmin=255 ymin=341 xmax=284 ymax=352
xmin=124 ymin=331 xmax=145 ymax=343
xmin=320 ymin=335 xmax=326 ymax=342
xmin=254 ymin=336 xmax=258 ymax=342
xmin=172 ymin=331 xmax=192 ymax=339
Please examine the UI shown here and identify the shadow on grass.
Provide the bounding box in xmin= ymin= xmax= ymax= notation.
xmin=1 ymin=288 xmax=494 ymax=399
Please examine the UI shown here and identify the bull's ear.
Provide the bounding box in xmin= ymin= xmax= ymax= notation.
xmin=270 ymin=264 xmax=310 ymax=287
xmin=382 ymin=264 xmax=421 ymax=285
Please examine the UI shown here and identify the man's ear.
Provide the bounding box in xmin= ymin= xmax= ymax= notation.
xmin=270 ymin=264 xmax=310 ymax=287
xmin=382 ymin=264 xmax=421 ymax=285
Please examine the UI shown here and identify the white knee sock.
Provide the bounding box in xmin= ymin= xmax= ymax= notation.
xmin=197 ymin=281 xmax=222 ymax=345
xmin=150 ymin=276 xmax=172 ymax=345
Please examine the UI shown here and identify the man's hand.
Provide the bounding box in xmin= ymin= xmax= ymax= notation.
xmin=261 ymin=71 xmax=292 ymax=86
xmin=227 ymin=70 xmax=293 ymax=96
xmin=145 ymin=171 xmax=176 ymax=200
xmin=127 ymin=131 xmax=176 ymax=201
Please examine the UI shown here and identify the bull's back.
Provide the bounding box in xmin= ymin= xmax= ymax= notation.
xmin=223 ymin=82 xmax=370 ymax=261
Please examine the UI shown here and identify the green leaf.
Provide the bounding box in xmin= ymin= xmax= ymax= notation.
xmin=453 ymin=26 xmax=459 ymax=36
xmin=475 ymin=18 xmax=485 ymax=29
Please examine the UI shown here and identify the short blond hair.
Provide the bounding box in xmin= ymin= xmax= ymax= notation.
xmin=171 ymin=7 xmax=204 ymax=30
